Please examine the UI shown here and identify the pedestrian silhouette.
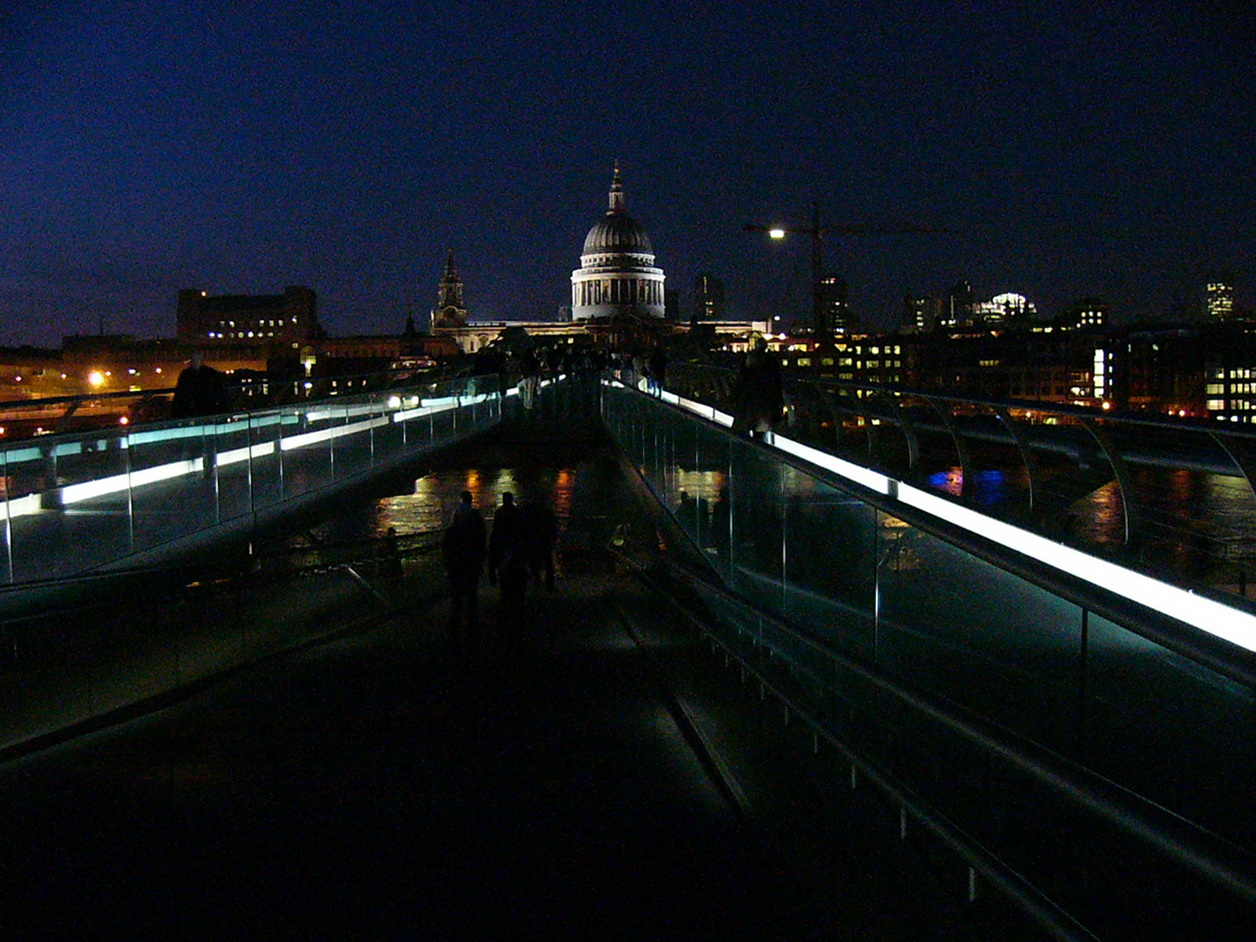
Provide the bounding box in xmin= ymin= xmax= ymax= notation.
xmin=731 ymin=336 xmax=783 ymax=436
xmin=489 ymin=492 xmax=529 ymax=642
xmin=521 ymin=497 xmax=559 ymax=591
xmin=442 ymin=491 xmax=487 ymax=647
xmin=172 ymin=350 xmax=230 ymax=419
xmin=380 ymin=525 xmax=404 ymax=584
xmin=647 ymin=342 xmax=668 ymax=396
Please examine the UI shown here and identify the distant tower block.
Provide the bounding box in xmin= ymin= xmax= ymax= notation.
xmin=693 ymin=273 xmax=726 ymax=321
xmin=1206 ymin=279 xmax=1235 ymax=321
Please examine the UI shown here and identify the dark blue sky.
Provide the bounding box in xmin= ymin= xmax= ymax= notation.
xmin=1 ymin=1 xmax=1251 ymax=346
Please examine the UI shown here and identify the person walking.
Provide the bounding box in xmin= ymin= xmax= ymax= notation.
xmin=647 ymin=342 xmax=668 ymax=397
xmin=172 ymin=350 xmax=231 ymax=478
xmin=521 ymin=497 xmax=559 ymax=591
xmin=171 ymin=350 xmax=230 ymax=419
xmin=731 ymin=335 xmax=783 ymax=436
xmin=442 ymin=491 xmax=487 ymax=648
xmin=488 ymin=491 xmax=529 ymax=643
xmin=518 ymin=347 xmax=541 ymax=411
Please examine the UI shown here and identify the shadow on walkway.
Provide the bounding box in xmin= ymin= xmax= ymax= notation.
xmin=0 ymin=447 xmax=990 ymax=940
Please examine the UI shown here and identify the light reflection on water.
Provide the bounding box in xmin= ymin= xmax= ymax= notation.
xmin=925 ymin=461 xmax=1256 ymax=581
xmin=925 ymin=467 xmax=1019 ymax=506
xmin=313 ymin=465 xmax=578 ymax=544
xmin=675 ymin=468 xmax=728 ymax=505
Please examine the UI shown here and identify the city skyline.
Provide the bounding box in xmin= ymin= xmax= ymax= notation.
xmin=1 ymin=2 xmax=1251 ymax=346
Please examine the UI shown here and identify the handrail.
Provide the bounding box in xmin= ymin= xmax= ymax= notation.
xmin=615 ymin=374 xmax=1256 ymax=683
xmin=604 ymin=371 xmax=1256 ymax=931
xmin=0 ymin=372 xmax=514 ymax=586
xmin=620 ymin=545 xmax=1256 ymax=933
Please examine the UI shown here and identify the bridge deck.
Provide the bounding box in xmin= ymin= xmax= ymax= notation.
xmin=0 ymin=440 xmax=998 ymax=940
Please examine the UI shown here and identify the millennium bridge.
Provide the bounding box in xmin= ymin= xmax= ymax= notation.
xmin=0 ymin=366 xmax=1253 ymax=940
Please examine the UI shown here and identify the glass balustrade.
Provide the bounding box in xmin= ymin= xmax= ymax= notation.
xmin=667 ymin=361 xmax=1256 ymax=602
xmin=0 ymin=375 xmax=507 ymax=586
xmin=600 ymin=375 xmax=1256 ymax=918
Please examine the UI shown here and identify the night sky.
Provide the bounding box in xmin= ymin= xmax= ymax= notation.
xmin=2 ymin=2 xmax=1252 ymax=347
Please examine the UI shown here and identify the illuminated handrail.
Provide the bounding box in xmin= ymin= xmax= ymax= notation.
xmin=665 ymin=361 xmax=1256 ymax=602
xmin=0 ymin=375 xmax=515 ymax=585
xmin=604 ymin=376 xmax=1256 ymax=935
xmin=625 ymin=548 xmax=1256 ymax=937
xmin=613 ymin=375 xmax=1256 ymax=658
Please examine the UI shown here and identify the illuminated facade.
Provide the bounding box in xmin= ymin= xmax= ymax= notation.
xmin=904 ymin=294 xmax=943 ymax=332
xmin=820 ymin=275 xmax=854 ymax=334
xmin=571 ymin=164 xmax=666 ymax=321
xmin=176 ymin=286 xmax=320 ymax=350
xmin=945 ymin=280 xmax=974 ymax=328
xmin=1061 ymin=297 xmax=1108 ymax=330
xmin=975 ymin=292 xmax=1037 ymax=326
xmin=1206 ymin=279 xmax=1235 ymax=320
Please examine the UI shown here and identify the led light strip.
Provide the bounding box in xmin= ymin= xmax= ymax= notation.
xmin=280 ymin=415 xmax=392 ymax=451
xmin=654 ymin=384 xmax=1256 ymax=653
xmin=60 ymin=459 xmax=202 ymax=505
xmin=19 ymin=394 xmax=472 ymax=518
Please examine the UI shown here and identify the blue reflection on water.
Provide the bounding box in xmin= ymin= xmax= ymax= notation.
xmin=925 ymin=467 xmax=1009 ymax=506
xmin=926 ymin=468 xmax=963 ymax=496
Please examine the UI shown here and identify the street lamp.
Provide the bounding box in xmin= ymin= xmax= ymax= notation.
xmin=745 ymin=203 xmax=828 ymax=336
xmin=746 ymin=205 xmax=947 ymax=338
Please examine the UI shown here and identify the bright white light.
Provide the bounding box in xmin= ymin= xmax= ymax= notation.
xmin=61 ymin=460 xmax=202 ymax=505
xmin=769 ymin=432 xmax=894 ymax=496
xmin=769 ymin=228 xmax=786 ymax=239
xmin=896 ymin=483 xmax=1256 ymax=652
xmin=217 ymin=441 xmax=275 ymax=467
xmin=88 ymin=371 xmax=105 ymax=388
xmin=663 ymin=383 xmax=1256 ymax=652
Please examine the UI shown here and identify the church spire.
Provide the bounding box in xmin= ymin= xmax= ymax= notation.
xmin=608 ymin=161 xmax=626 ymax=214
xmin=431 ymin=249 xmax=468 ymax=330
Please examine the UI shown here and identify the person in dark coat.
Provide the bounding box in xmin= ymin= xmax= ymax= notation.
xmin=171 ymin=351 xmax=230 ymax=419
xmin=731 ymin=336 xmax=783 ymax=436
xmin=488 ymin=491 xmax=529 ymax=641
xmin=442 ymin=491 xmax=487 ymax=645
xmin=647 ymin=343 xmax=668 ymax=396
xmin=521 ymin=497 xmax=559 ymax=591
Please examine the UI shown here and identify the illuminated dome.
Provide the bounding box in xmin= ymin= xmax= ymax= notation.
xmin=583 ymin=205 xmax=654 ymax=255
xmin=571 ymin=163 xmax=666 ymax=321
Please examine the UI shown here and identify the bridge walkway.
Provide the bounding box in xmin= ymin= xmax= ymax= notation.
xmin=0 ymin=442 xmax=1004 ymax=940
